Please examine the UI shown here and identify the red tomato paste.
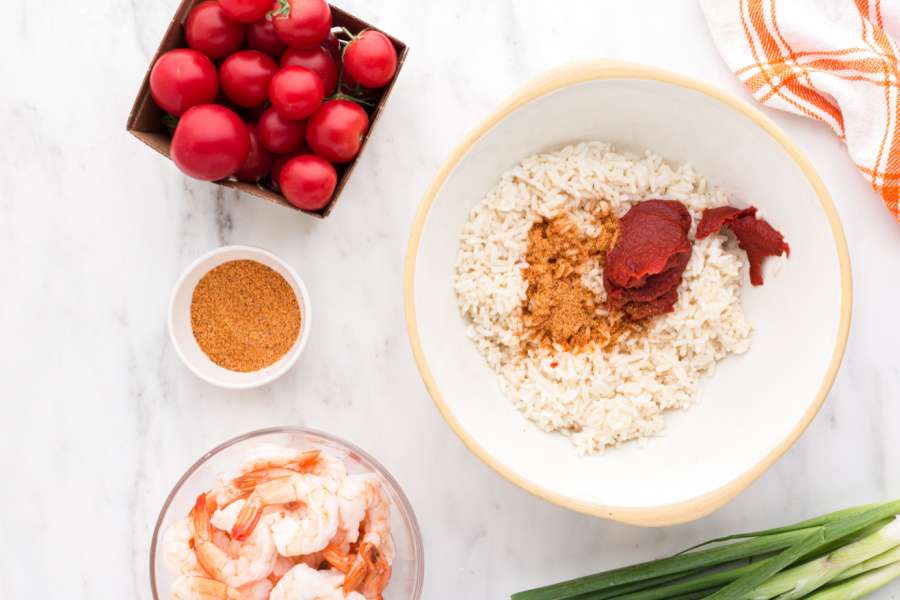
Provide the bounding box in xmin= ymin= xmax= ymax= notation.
xmin=604 ymin=200 xmax=693 ymax=320
xmin=696 ymin=205 xmax=790 ymax=286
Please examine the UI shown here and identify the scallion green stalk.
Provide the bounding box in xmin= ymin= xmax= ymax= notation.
xmin=512 ymin=500 xmax=900 ymax=600
xmin=678 ymin=504 xmax=882 ymax=555
xmin=511 ymin=529 xmax=813 ymax=600
xmin=598 ymin=560 xmax=763 ymax=600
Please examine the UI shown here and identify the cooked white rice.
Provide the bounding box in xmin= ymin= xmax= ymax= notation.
xmin=454 ymin=142 xmax=752 ymax=455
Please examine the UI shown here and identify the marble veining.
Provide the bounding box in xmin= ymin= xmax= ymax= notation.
xmin=1 ymin=0 xmax=898 ymax=598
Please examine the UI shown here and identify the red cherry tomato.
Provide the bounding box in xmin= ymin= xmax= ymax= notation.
xmin=270 ymin=154 xmax=293 ymax=189
xmin=305 ymin=99 xmax=369 ymax=164
xmin=185 ymin=1 xmax=245 ymax=59
xmin=171 ymin=104 xmax=250 ymax=181
xmin=270 ymin=0 xmax=332 ymax=49
xmin=337 ymin=67 xmax=378 ymax=105
xmin=243 ymin=105 xmax=268 ymax=122
xmin=268 ymin=145 xmax=309 ymax=186
xmin=269 ymin=66 xmax=325 ymax=121
xmin=280 ymin=47 xmax=338 ymax=95
xmin=150 ymin=49 xmax=219 ymax=116
xmin=337 ymin=58 xmax=378 ymax=103
xmin=220 ymin=50 xmax=278 ymax=108
xmin=246 ymin=17 xmax=287 ymax=58
xmin=257 ymin=106 xmax=306 ymax=153
xmin=321 ymin=31 xmax=340 ymax=60
xmin=279 ymin=155 xmax=337 ymax=210
xmin=235 ymin=123 xmax=274 ymax=181
xmin=219 ymin=0 xmax=270 ymax=23
xmin=343 ymin=30 xmax=398 ymax=88
xmin=269 ymin=152 xmax=297 ymax=189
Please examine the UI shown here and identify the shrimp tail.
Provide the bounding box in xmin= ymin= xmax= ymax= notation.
xmin=343 ymin=553 xmax=369 ymax=594
xmin=342 ymin=542 xmax=389 ymax=593
xmin=190 ymin=493 xmax=212 ymax=539
xmin=323 ymin=545 xmax=355 ymax=573
xmin=293 ymin=449 xmax=321 ymax=470
xmin=231 ymin=496 xmax=263 ymax=541
xmin=233 ymin=468 xmax=295 ymax=493
xmin=190 ymin=493 xmax=222 ymax=581
xmin=357 ymin=542 xmax=391 ymax=597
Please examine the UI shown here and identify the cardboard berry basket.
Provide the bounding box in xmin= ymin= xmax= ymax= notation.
xmin=126 ymin=1 xmax=408 ymax=218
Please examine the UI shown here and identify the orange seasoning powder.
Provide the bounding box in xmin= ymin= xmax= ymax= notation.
xmin=521 ymin=209 xmax=639 ymax=353
xmin=191 ymin=260 xmax=301 ymax=372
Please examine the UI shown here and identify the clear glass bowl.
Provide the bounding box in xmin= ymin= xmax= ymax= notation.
xmin=149 ymin=427 xmax=424 ymax=599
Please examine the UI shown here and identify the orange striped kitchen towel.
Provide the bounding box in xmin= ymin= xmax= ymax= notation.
xmin=701 ymin=0 xmax=900 ymax=221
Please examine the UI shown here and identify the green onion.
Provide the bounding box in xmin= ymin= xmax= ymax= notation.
xmin=512 ymin=500 xmax=900 ymax=600
xmin=511 ymin=529 xmax=813 ymax=600
xmin=706 ymin=502 xmax=900 ymax=599
xmin=677 ymin=504 xmax=881 ymax=554
xmin=742 ymin=517 xmax=900 ymax=599
xmin=806 ymin=561 xmax=900 ymax=600
xmin=600 ymin=560 xmax=764 ymax=600
xmin=834 ymin=545 xmax=900 ymax=582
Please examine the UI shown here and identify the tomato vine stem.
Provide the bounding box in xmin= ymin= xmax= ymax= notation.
xmin=269 ymin=0 xmax=291 ymax=19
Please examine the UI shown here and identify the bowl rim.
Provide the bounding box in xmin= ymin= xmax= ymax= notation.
xmin=148 ymin=426 xmax=425 ymax=599
xmin=402 ymin=60 xmax=853 ymax=526
xmin=167 ymin=244 xmax=312 ymax=390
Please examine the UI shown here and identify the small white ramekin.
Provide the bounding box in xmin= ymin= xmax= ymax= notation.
xmin=168 ymin=245 xmax=311 ymax=389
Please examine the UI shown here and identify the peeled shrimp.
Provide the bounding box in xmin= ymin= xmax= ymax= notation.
xmin=238 ymin=579 xmax=273 ymax=600
xmin=210 ymin=499 xmax=246 ymax=533
xmin=242 ymin=444 xmax=320 ymax=473
xmin=192 ymin=493 xmax=277 ymax=589
xmin=324 ymin=476 xmax=393 ymax=598
xmin=295 ymin=551 xmax=325 ymax=570
xmin=170 ymin=575 xmax=243 ymax=600
xmin=232 ymin=474 xmax=339 ymax=556
xmin=353 ymin=478 xmax=394 ymax=598
xmin=358 ymin=477 xmax=393 ymax=564
xmin=264 ymin=553 xmax=321 ymax=588
xmin=331 ymin=475 xmax=393 ymax=561
xmin=213 ymin=467 xmax=302 ymax=509
xmin=211 ymin=529 xmax=241 ymax=557
xmin=267 ymin=504 xmax=337 ymax=558
xmin=345 ymin=542 xmax=392 ymax=599
xmin=271 ymin=555 xmax=297 ymax=580
xmin=306 ymin=451 xmax=348 ymax=486
xmin=269 ymin=564 xmax=365 ymax=600
xmin=327 ymin=476 xmax=369 ymax=554
xmin=162 ymin=517 xmax=201 ymax=576
xmin=214 ymin=447 xmax=332 ymax=510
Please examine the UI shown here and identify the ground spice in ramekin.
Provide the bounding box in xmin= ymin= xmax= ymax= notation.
xmin=521 ymin=209 xmax=641 ymax=353
xmin=190 ymin=260 xmax=301 ymax=372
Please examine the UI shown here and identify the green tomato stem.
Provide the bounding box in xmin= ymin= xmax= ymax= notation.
xmin=161 ymin=114 xmax=179 ymax=133
xmin=270 ymin=0 xmax=290 ymax=19
xmin=333 ymin=26 xmax=356 ymax=40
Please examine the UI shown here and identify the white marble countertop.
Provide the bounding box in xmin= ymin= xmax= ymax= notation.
xmin=2 ymin=0 xmax=899 ymax=598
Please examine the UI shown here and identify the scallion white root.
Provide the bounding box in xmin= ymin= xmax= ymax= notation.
xmin=744 ymin=518 xmax=900 ymax=599
xmin=805 ymin=560 xmax=900 ymax=600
